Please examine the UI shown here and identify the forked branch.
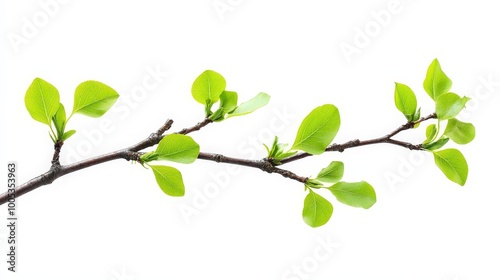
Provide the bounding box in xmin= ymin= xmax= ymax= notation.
xmin=0 ymin=113 xmax=436 ymax=205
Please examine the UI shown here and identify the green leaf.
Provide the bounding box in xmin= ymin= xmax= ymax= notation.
xmin=266 ymin=136 xmax=279 ymax=157
xmin=53 ymin=103 xmax=67 ymax=137
xmin=155 ymin=134 xmax=200 ymax=164
xmin=305 ymin=179 xmax=324 ymax=189
xmin=316 ymin=161 xmax=344 ymax=183
xmin=61 ymin=130 xmax=76 ymax=141
xmin=191 ymin=70 xmax=226 ymax=105
xmin=433 ymin=149 xmax=468 ymax=186
xmin=412 ymin=107 xmax=421 ymax=122
xmin=422 ymin=137 xmax=449 ymax=151
xmin=394 ymin=83 xmax=417 ymax=121
xmin=72 ymin=80 xmax=119 ymax=118
xmin=219 ymin=91 xmax=238 ymax=113
xmin=275 ymin=150 xmax=297 ymax=161
xmin=140 ymin=151 xmax=159 ymax=163
xmin=265 ymin=136 xmax=297 ymax=163
xmin=424 ymin=124 xmax=437 ymax=144
xmin=150 ymin=165 xmax=185 ymax=196
xmin=292 ymin=104 xmax=340 ymax=155
xmin=302 ymin=190 xmax=333 ymax=228
xmin=411 ymin=107 xmax=421 ymax=128
xmin=328 ymin=181 xmax=376 ymax=209
xmin=204 ymin=100 xmax=214 ymax=117
xmin=25 ymin=78 xmax=61 ymax=125
xmin=444 ymin=118 xmax=475 ymax=144
xmin=227 ymin=92 xmax=270 ymax=117
xmin=423 ymin=58 xmax=453 ymax=101
xmin=436 ymin=92 xmax=470 ymax=120
xmin=208 ymin=108 xmax=225 ymax=121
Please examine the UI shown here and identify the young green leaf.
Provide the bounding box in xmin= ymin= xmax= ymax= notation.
xmin=292 ymin=104 xmax=340 ymax=155
xmin=210 ymin=91 xmax=240 ymax=121
xmin=328 ymin=181 xmax=376 ymax=209
xmin=394 ymin=82 xmax=417 ymax=121
xmin=53 ymin=103 xmax=67 ymax=137
xmin=208 ymin=108 xmax=225 ymax=121
xmin=444 ymin=118 xmax=475 ymax=144
xmin=25 ymin=78 xmax=61 ymax=126
xmin=436 ymin=92 xmax=470 ymax=120
xmin=316 ymin=161 xmax=344 ymax=183
xmin=150 ymin=165 xmax=185 ymax=196
xmin=140 ymin=151 xmax=160 ymax=163
xmin=227 ymin=92 xmax=270 ymax=117
xmin=264 ymin=136 xmax=297 ymax=163
xmin=155 ymin=134 xmax=200 ymax=164
xmin=424 ymin=124 xmax=437 ymax=144
xmin=423 ymin=58 xmax=452 ymax=101
xmin=302 ymin=190 xmax=333 ymax=228
xmin=410 ymin=107 xmax=422 ymax=128
xmin=219 ymin=91 xmax=238 ymax=113
xmin=61 ymin=130 xmax=76 ymax=141
xmin=264 ymin=136 xmax=278 ymax=157
xmin=72 ymin=80 xmax=119 ymax=118
xmin=204 ymin=100 xmax=214 ymax=117
xmin=433 ymin=148 xmax=468 ymax=186
xmin=412 ymin=107 xmax=421 ymax=122
xmin=191 ymin=70 xmax=226 ymax=105
xmin=305 ymin=179 xmax=324 ymax=189
xmin=275 ymin=150 xmax=297 ymax=161
xmin=422 ymin=137 xmax=449 ymax=151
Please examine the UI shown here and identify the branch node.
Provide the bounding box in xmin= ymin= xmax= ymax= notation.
xmin=127 ymin=151 xmax=142 ymax=162
xmin=214 ymin=154 xmax=223 ymax=162
xmin=47 ymin=164 xmax=61 ymax=184
xmin=260 ymin=160 xmax=275 ymax=173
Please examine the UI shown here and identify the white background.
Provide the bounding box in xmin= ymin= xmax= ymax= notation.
xmin=1 ymin=0 xmax=499 ymax=279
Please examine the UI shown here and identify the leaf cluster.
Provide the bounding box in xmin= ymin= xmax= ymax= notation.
xmin=394 ymin=58 xmax=473 ymax=186
xmin=25 ymin=78 xmax=119 ymax=144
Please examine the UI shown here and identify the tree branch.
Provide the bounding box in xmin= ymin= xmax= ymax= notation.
xmin=0 ymin=113 xmax=436 ymax=205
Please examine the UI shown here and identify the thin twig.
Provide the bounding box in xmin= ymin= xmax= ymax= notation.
xmin=51 ymin=140 xmax=64 ymax=165
xmin=279 ymin=113 xmax=436 ymax=165
xmin=177 ymin=118 xmax=212 ymax=135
